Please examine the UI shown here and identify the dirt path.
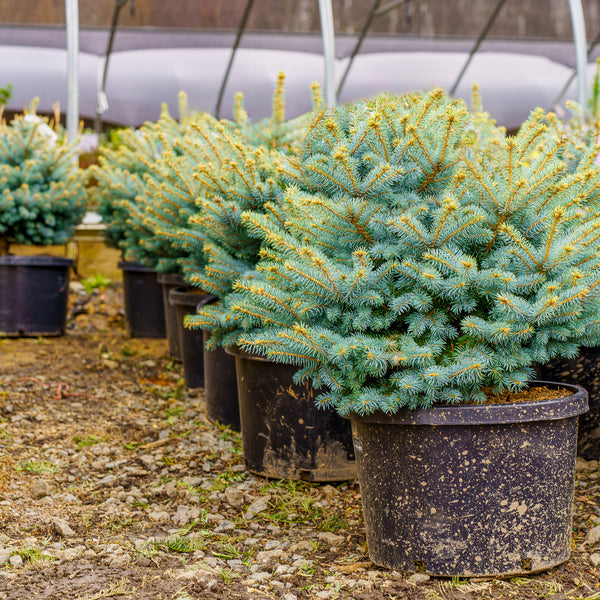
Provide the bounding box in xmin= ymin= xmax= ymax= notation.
xmin=0 ymin=284 xmax=598 ymax=599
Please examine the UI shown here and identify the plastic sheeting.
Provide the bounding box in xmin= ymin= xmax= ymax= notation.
xmin=0 ymin=44 xmax=584 ymax=129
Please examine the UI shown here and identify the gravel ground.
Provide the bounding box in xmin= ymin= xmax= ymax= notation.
xmin=0 ymin=283 xmax=599 ymax=599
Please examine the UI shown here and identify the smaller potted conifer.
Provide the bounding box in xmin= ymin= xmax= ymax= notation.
xmin=228 ymin=90 xmax=600 ymax=576
xmin=0 ymin=102 xmax=87 ymax=335
xmin=183 ymin=78 xmax=357 ymax=479
xmin=91 ymin=106 xmax=188 ymax=341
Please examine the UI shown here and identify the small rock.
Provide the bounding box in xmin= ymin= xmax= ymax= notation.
xmin=58 ymin=546 xmax=85 ymax=561
xmin=576 ymin=457 xmax=598 ymax=473
xmin=139 ymin=455 xmax=156 ymax=469
xmin=171 ymin=505 xmax=200 ymax=527
xmin=317 ymin=532 xmax=345 ymax=547
xmin=408 ymin=573 xmax=431 ymax=583
xmin=95 ymin=474 xmax=117 ymax=487
xmin=591 ymin=553 xmax=600 ymax=568
xmin=244 ymin=495 xmax=271 ymax=520
xmin=148 ymin=510 xmax=170 ymax=522
xmin=8 ymin=555 xmax=23 ymax=568
xmin=214 ymin=520 xmax=235 ymax=533
xmin=31 ymin=478 xmax=52 ymax=500
xmin=283 ymin=595 xmax=298 ymax=600
xmin=224 ymin=487 xmax=245 ymax=509
xmin=256 ymin=548 xmax=285 ymax=563
xmin=316 ymin=591 xmax=337 ymax=599
xmin=586 ymin=525 xmax=600 ymax=545
xmin=247 ymin=571 xmax=271 ymax=582
xmin=0 ymin=549 xmax=10 ymax=564
xmin=53 ymin=518 xmax=76 ymax=538
xmin=243 ymin=537 xmax=260 ymax=546
xmin=290 ymin=540 xmax=313 ymax=553
xmin=202 ymin=556 xmax=222 ymax=568
xmin=54 ymin=493 xmax=79 ymax=505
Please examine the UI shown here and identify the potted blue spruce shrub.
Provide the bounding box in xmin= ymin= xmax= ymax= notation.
xmin=183 ymin=82 xmax=358 ymax=478
xmin=91 ymin=103 xmax=189 ymax=341
xmin=0 ymin=102 xmax=87 ymax=335
xmin=134 ymin=75 xmax=310 ymax=409
xmin=532 ymin=91 xmax=600 ymax=459
xmin=227 ymin=90 xmax=600 ymax=576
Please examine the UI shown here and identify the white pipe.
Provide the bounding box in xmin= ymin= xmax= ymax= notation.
xmin=567 ymin=0 xmax=588 ymax=113
xmin=65 ymin=0 xmax=79 ymax=143
xmin=318 ymin=0 xmax=337 ymax=108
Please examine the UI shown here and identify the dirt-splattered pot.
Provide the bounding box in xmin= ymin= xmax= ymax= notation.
xmin=229 ymin=348 xmax=357 ymax=481
xmin=347 ymin=380 xmax=588 ymax=577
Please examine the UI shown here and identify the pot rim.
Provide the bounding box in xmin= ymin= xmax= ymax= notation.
xmin=168 ymin=286 xmax=213 ymax=308
xmin=156 ymin=271 xmax=185 ymax=285
xmin=117 ymin=260 xmax=155 ymax=273
xmin=346 ymin=380 xmax=588 ymax=425
xmin=0 ymin=254 xmax=74 ymax=267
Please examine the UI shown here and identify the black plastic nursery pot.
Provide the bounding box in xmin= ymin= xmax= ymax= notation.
xmin=118 ymin=261 xmax=166 ymax=338
xmin=0 ymin=254 xmax=73 ymax=336
xmin=229 ymin=348 xmax=356 ymax=481
xmin=197 ymin=295 xmax=240 ymax=431
xmin=203 ymin=331 xmax=240 ymax=431
xmin=536 ymin=353 xmax=600 ymax=460
xmin=168 ymin=286 xmax=208 ymax=389
xmin=157 ymin=272 xmax=185 ymax=360
xmin=347 ymin=381 xmax=588 ymax=577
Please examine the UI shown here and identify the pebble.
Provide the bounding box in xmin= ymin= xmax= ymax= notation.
xmin=224 ymin=487 xmax=245 ymax=508
xmin=53 ymin=518 xmax=76 ymax=538
xmin=8 ymin=555 xmax=22 ymax=568
xmin=244 ymin=495 xmax=272 ymax=520
xmin=148 ymin=510 xmax=170 ymax=522
xmin=576 ymin=457 xmax=598 ymax=473
xmin=317 ymin=532 xmax=345 ymax=547
xmin=408 ymin=573 xmax=431 ymax=583
xmin=0 ymin=549 xmax=10 ymax=564
xmin=171 ymin=505 xmax=200 ymax=526
xmin=256 ymin=548 xmax=286 ymax=563
xmin=30 ymin=478 xmax=52 ymax=500
xmin=591 ymin=553 xmax=600 ymax=568
xmin=586 ymin=525 xmax=600 ymax=546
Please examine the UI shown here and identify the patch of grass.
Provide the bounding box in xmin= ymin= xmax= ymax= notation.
xmin=218 ymin=568 xmax=240 ymax=583
xmin=211 ymin=541 xmax=246 ymax=561
xmin=13 ymin=547 xmax=56 ymax=565
xmin=14 ymin=460 xmax=60 ymax=474
xmin=73 ymin=434 xmax=108 ymax=450
xmin=176 ymin=512 xmax=209 ymax=536
xmin=120 ymin=344 xmax=136 ymax=358
xmin=74 ymin=578 xmax=136 ymax=600
xmin=317 ymin=514 xmax=348 ymax=533
xmin=122 ymin=441 xmax=142 ymax=450
xmin=259 ymin=480 xmax=321 ymax=525
xmin=164 ymin=404 xmax=185 ymax=426
xmin=150 ymin=535 xmax=207 ymax=554
xmin=103 ymin=517 xmax=134 ymax=532
xmin=210 ymin=470 xmax=247 ymax=493
xmin=81 ymin=274 xmax=111 ymax=294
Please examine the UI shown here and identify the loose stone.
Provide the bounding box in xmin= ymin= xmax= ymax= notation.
xmin=53 ymin=518 xmax=76 ymax=538
xmin=30 ymin=478 xmax=52 ymax=500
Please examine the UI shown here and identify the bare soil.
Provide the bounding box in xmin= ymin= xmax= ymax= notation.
xmin=0 ymin=284 xmax=598 ymax=599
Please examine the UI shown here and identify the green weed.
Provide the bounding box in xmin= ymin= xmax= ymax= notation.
xmin=81 ymin=274 xmax=111 ymax=294
xmin=73 ymin=434 xmax=108 ymax=450
xmin=14 ymin=461 xmax=60 ymax=474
